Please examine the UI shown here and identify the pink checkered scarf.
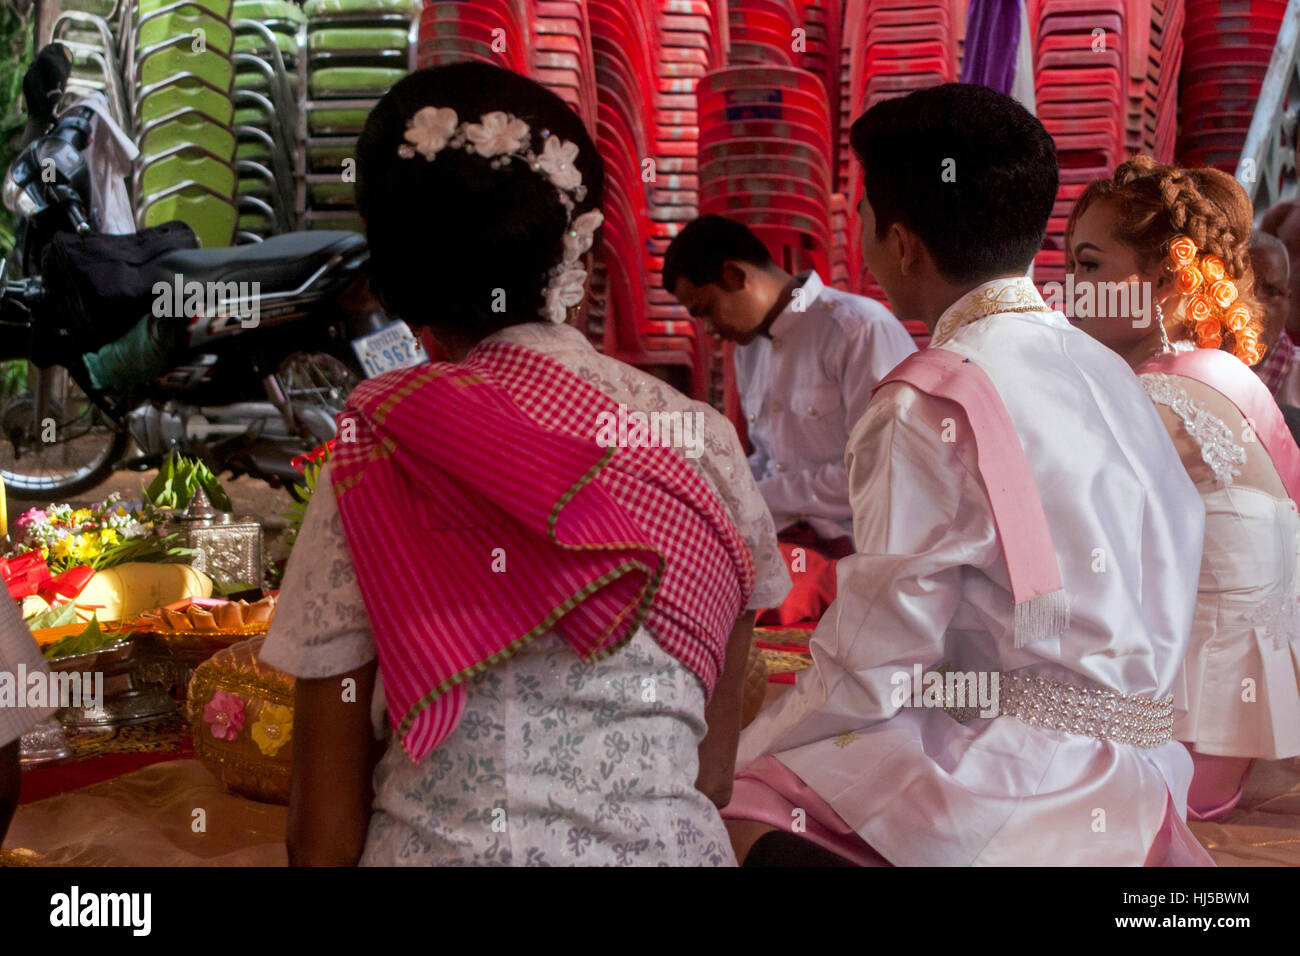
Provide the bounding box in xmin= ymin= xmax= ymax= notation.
xmin=330 ymin=341 xmax=755 ymax=761
xmin=1256 ymin=332 xmax=1296 ymax=396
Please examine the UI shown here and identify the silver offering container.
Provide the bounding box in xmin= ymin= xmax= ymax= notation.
xmin=167 ymin=488 xmax=264 ymax=590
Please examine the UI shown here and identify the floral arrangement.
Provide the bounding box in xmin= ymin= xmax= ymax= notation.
xmin=283 ymin=439 xmax=335 ymax=554
xmin=1166 ymin=235 xmax=1264 ymax=365
xmin=10 ymin=495 xmax=189 ymax=574
xmin=398 ymin=105 xmax=603 ymax=323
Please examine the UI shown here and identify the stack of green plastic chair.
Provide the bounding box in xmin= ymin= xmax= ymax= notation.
xmin=232 ymin=0 xmax=305 ymax=240
xmin=51 ymin=3 xmax=130 ymax=127
xmin=127 ymin=0 xmax=239 ymax=247
xmin=300 ymin=0 xmax=418 ymax=232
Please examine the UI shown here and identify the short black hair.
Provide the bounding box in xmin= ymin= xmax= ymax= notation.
xmin=662 ymin=214 xmax=775 ymax=292
xmin=850 ymin=83 xmax=1058 ymax=284
xmin=356 ymin=62 xmax=604 ymax=337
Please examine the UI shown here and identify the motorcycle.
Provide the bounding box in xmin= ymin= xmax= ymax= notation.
xmin=0 ymin=85 xmax=423 ymax=500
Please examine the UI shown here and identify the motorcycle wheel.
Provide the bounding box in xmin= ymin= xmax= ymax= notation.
xmin=276 ymin=350 xmax=364 ymax=447
xmin=0 ymin=363 xmax=127 ymax=500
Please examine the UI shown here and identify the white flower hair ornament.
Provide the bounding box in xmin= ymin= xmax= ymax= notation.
xmin=398 ymin=105 xmax=603 ymax=324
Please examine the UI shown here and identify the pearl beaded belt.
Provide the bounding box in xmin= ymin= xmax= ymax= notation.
xmin=945 ymin=672 xmax=1175 ymax=748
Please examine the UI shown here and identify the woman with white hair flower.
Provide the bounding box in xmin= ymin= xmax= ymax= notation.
xmin=260 ymin=62 xmax=791 ymax=867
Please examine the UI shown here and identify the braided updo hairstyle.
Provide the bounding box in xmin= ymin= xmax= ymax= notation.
xmin=1067 ymin=156 xmax=1265 ymax=363
xmin=356 ymin=63 xmax=604 ymax=341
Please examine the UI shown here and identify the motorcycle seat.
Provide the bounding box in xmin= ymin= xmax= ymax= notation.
xmin=154 ymin=230 xmax=367 ymax=293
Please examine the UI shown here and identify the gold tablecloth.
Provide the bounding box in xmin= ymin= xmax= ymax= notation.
xmin=3 ymin=760 xmax=286 ymax=866
xmin=5 ymin=740 xmax=1299 ymax=867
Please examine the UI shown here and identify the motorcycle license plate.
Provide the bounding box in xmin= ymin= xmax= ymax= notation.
xmin=352 ymin=321 xmax=428 ymax=378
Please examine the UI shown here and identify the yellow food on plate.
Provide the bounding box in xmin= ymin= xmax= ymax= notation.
xmin=74 ymin=563 xmax=213 ymax=623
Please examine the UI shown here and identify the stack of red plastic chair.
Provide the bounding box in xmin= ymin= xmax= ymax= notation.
xmin=588 ymin=0 xmax=652 ymax=373
xmin=844 ymin=0 xmax=957 ymax=341
xmin=696 ymin=64 xmax=835 ymax=420
xmin=637 ymin=0 xmax=729 ymax=400
xmin=697 ymin=66 xmax=834 ymax=280
xmin=532 ymin=1 xmax=599 ymax=131
xmin=585 ymin=0 xmax=716 ymax=400
xmin=1140 ymin=0 xmax=1184 ymax=161
xmin=1031 ymin=0 xmax=1127 ymax=291
xmin=796 ymin=0 xmax=841 ymax=103
xmin=1178 ymin=0 xmax=1286 ymax=173
xmin=417 ymin=0 xmax=531 ymax=73
xmin=728 ymin=0 xmax=799 ymax=65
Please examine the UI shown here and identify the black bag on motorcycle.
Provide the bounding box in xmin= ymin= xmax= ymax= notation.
xmin=33 ymin=221 xmax=198 ymax=366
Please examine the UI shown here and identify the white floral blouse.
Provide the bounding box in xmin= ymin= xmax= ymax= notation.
xmin=260 ymin=322 xmax=792 ymax=865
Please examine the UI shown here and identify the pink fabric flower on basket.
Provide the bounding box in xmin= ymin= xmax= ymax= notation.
xmin=203 ymin=690 xmax=246 ymax=741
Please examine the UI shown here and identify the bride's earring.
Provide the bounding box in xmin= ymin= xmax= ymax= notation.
xmin=1156 ymin=301 xmax=1172 ymax=353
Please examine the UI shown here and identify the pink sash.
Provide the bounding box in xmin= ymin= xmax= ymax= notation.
xmin=1138 ymin=347 xmax=1300 ymax=505
xmin=872 ymin=347 xmax=1069 ymax=646
xmin=331 ymin=342 xmax=755 ymax=761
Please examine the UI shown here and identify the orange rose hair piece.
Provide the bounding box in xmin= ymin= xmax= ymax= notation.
xmin=1174 ymin=266 xmax=1203 ymax=294
xmin=1185 ymin=293 xmax=1215 ymax=324
xmin=1167 ymin=235 xmax=1198 ymax=267
xmin=1197 ymin=325 xmax=1223 ymax=349
xmin=1208 ymin=279 xmax=1238 ymax=309
xmin=1199 ymin=254 xmax=1226 ymax=283
xmin=1223 ymin=303 xmax=1251 ymax=333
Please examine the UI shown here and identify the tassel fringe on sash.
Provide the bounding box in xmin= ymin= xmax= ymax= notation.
xmin=1014 ymin=589 xmax=1071 ymax=648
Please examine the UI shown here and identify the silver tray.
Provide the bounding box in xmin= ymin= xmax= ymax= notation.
xmin=43 ymin=635 xmax=177 ymax=730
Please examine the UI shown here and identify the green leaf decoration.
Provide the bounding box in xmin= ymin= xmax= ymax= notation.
xmin=25 ymin=599 xmax=78 ymax=631
xmin=41 ymin=615 xmax=120 ymax=660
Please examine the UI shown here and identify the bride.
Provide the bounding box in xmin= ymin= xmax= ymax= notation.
xmin=1068 ymin=156 xmax=1300 ymax=821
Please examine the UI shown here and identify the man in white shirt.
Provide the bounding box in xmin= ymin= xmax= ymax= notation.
xmin=664 ymin=215 xmax=915 ymax=624
xmin=721 ymin=83 xmax=1209 ymax=866
xmin=1 ymin=596 xmax=57 ymax=842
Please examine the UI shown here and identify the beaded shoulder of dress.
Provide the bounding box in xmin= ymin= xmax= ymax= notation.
xmin=1138 ymin=372 xmax=1246 ymax=487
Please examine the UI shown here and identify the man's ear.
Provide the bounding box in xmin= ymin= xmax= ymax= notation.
xmin=893 ymin=222 xmax=925 ymax=278
xmin=719 ymin=260 xmax=748 ymax=292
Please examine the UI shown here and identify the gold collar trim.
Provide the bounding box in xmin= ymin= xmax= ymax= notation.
xmin=931 ymin=277 xmax=1049 ymax=346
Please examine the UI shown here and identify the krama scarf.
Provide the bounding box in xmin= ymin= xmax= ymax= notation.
xmin=331 ymin=340 xmax=755 ymax=761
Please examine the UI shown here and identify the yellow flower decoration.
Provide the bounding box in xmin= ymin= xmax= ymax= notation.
xmin=251 ymin=705 xmax=293 ymax=756
xmin=99 ymin=528 xmax=119 ymax=546
xmin=70 ymin=509 xmax=93 ymax=526
xmin=50 ymin=537 xmax=73 ymax=560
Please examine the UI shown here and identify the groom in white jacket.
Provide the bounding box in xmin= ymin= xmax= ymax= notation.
xmin=723 ymin=83 xmax=1210 ymax=867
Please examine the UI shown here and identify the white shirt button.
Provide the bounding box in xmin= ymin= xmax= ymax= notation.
xmin=776 ymin=461 xmax=786 ymax=472
xmin=807 ymin=406 xmax=818 ymax=416
xmin=771 ymin=338 xmax=783 ymax=351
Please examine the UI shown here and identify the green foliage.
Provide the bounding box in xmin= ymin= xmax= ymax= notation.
xmin=86 ymin=531 xmax=193 ymax=570
xmin=144 ymin=450 xmax=234 ymax=512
